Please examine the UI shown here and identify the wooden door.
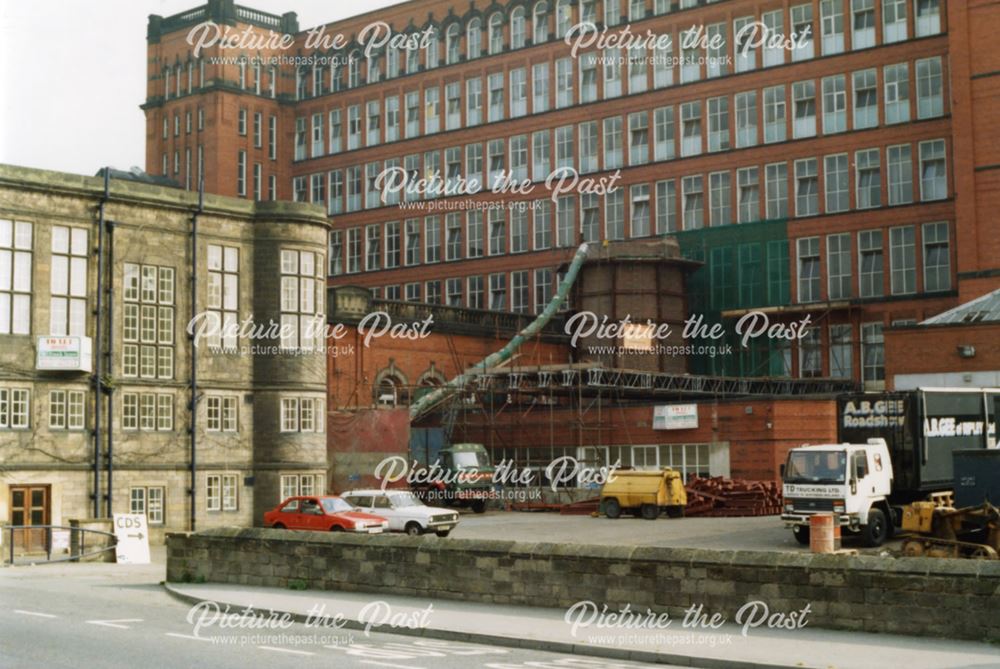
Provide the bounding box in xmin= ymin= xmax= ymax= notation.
xmin=10 ymin=485 xmax=50 ymax=553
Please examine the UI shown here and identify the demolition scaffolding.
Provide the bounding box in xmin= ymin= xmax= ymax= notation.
xmin=416 ymin=359 xmax=858 ymax=485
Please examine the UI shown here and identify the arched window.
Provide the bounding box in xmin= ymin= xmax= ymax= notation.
xmin=533 ymin=1 xmax=549 ymax=44
xmin=467 ymin=18 xmax=482 ymax=59
xmin=311 ymin=60 xmax=322 ymax=96
xmin=425 ymin=30 xmax=439 ymax=68
xmin=329 ymin=60 xmax=341 ymax=92
xmin=511 ymin=7 xmax=526 ymax=49
xmin=376 ymin=375 xmax=404 ymax=406
xmin=386 ymin=44 xmax=399 ymax=78
xmin=446 ymin=23 xmax=461 ymax=64
xmin=406 ymin=36 xmax=420 ymax=73
xmin=295 ymin=65 xmax=307 ymax=99
xmin=418 ymin=364 xmax=447 ymax=387
xmin=489 ymin=13 xmax=504 ymax=54
xmin=374 ymin=364 xmax=409 ymax=406
xmin=555 ymin=0 xmax=572 ymax=38
xmin=366 ymin=51 xmax=381 ymax=84
xmin=348 ymin=50 xmax=360 ymax=88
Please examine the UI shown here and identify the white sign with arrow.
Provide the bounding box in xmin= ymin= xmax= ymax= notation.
xmin=112 ymin=513 xmax=150 ymax=564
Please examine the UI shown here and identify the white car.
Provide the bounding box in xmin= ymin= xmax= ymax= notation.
xmin=342 ymin=489 xmax=459 ymax=537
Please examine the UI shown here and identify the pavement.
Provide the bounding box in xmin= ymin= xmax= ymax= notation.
xmin=0 ymin=548 xmax=660 ymax=669
xmin=166 ymin=580 xmax=1000 ymax=669
xmin=5 ymin=539 xmax=999 ymax=669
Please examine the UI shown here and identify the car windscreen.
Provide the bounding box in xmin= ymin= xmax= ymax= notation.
xmin=345 ymin=495 xmax=372 ymax=508
xmin=452 ymin=451 xmax=491 ymax=468
xmin=388 ymin=492 xmax=424 ymax=508
xmin=321 ymin=498 xmax=353 ymax=513
xmin=784 ymin=451 xmax=848 ymax=484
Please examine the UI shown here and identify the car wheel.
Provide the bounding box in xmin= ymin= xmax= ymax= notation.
xmin=604 ymin=498 xmax=622 ymax=519
xmin=272 ymin=523 xmax=286 ymax=530
xmin=471 ymin=500 xmax=486 ymax=514
xmin=640 ymin=503 xmax=660 ymax=520
xmin=405 ymin=522 xmax=423 ymax=536
xmin=330 ymin=525 xmax=344 ymax=532
xmin=435 ymin=530 xmax=451 ymax=538
xmin=792 ymin=525 xmax=810 ymax=545
xmin=862 ymin=508 xmax=888 ymax=548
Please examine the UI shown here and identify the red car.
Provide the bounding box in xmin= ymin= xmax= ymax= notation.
xmin=263 ymin=496 xmax=389 ymax=533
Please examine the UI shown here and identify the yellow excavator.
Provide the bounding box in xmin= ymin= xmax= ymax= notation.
xmin=900 ymin=498 xmax=1000 ymax=559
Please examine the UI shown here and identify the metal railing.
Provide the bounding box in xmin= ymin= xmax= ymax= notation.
xmin=2 ymin=525 xmax=117 ymax=566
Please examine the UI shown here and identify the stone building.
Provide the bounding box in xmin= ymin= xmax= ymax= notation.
xmin=0 ymin=164 xmax=328 ymax=546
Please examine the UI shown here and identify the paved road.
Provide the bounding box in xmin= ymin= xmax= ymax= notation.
xmin=450 ymin=512 xmax=900 ymax=555
xmin=0 ymin=557 xmax=665 ymax=669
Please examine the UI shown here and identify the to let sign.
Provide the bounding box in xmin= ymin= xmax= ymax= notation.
xmin=36 ymin=336 xmax=93 ymax=372
xmin=113 ymin=513 xmax=151 ymax=565
xmin=653 ymin=404 xmax=699 ymax=430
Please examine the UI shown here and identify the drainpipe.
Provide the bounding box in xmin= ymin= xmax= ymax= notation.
xmin=189 ymin=178 xmax=204 ymax=531
xmin=105 ymin=219 xmax=116 ymax=517
xmin=93 ymin=170 xmax=109 ymax=517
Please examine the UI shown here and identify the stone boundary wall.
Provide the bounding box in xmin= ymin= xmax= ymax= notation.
xmin=166 ymin=528 xmax=1000 ymax=642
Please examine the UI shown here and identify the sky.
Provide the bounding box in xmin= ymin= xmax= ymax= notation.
xmin=0 ymin=0 xmax=405 ymax=177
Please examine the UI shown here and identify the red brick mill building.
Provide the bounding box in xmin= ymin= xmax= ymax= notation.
xmin=321 ymin=239 xmax=848 ymax=491
xmin=140 ymin=0 xmax=1000 ymax=489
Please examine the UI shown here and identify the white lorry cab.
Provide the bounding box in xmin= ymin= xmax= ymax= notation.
xmin=781 ymin=438 xmax=894 ymax=547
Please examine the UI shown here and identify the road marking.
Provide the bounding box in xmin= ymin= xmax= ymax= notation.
xmin=258 ymin=646 xmax=315 ymax=656
xmin=14 ymin=610 xmax=57 ymax=618
xmin=359 ymin=661 xmax=426 ymax=669
xmin=87 ymin=618 xmax=143 ymax=629
xmin=165 ymin=632 xmax=212 ymax=642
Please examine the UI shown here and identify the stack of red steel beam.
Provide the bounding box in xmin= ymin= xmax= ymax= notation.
xmin=684 ymin=476 xmax=784 ymax=517
xmin=559 ymin=498 xmax=602 ymax=515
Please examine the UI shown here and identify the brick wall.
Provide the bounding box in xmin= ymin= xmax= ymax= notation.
xmin=885 ymin=323 xmax=1000 ymax=384
xmin=452 ymin=399 xmax=838 ymax=483
xmin=326 ymin=408 xmax=411 ymax=493
xmin=950 ymin=0 xmax=1000 ymax=297
xmin=167 ymin=528 xmax=1000 ymax=641
xmin=327 ymin=323 xmax=569 ymax=409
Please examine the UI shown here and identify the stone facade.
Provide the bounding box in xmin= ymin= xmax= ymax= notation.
xmin=0 ymin=164 xmax=328 ymax=542
xmin=167 ymin=527 xmax=1000 ymax=642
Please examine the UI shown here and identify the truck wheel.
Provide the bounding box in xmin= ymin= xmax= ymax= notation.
xmin=405 ymin=522 xmax=423 ymax=536
xmin=792 ymin=525 xmax=810 ymax=545
xmin=471 ymin=500 xmax=486 ymax=514
xmin=640 ymin=504 xmax=660 ymax=520
xmin=666 ymin=506 xmax=684 ymax=519
xmin=862 ymin=509 xmax=888 ymax=547
xmin=885 ymin=508 xmax=898 ymax=538
xmin=604 ymin=498 xmax=622 ymax=519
